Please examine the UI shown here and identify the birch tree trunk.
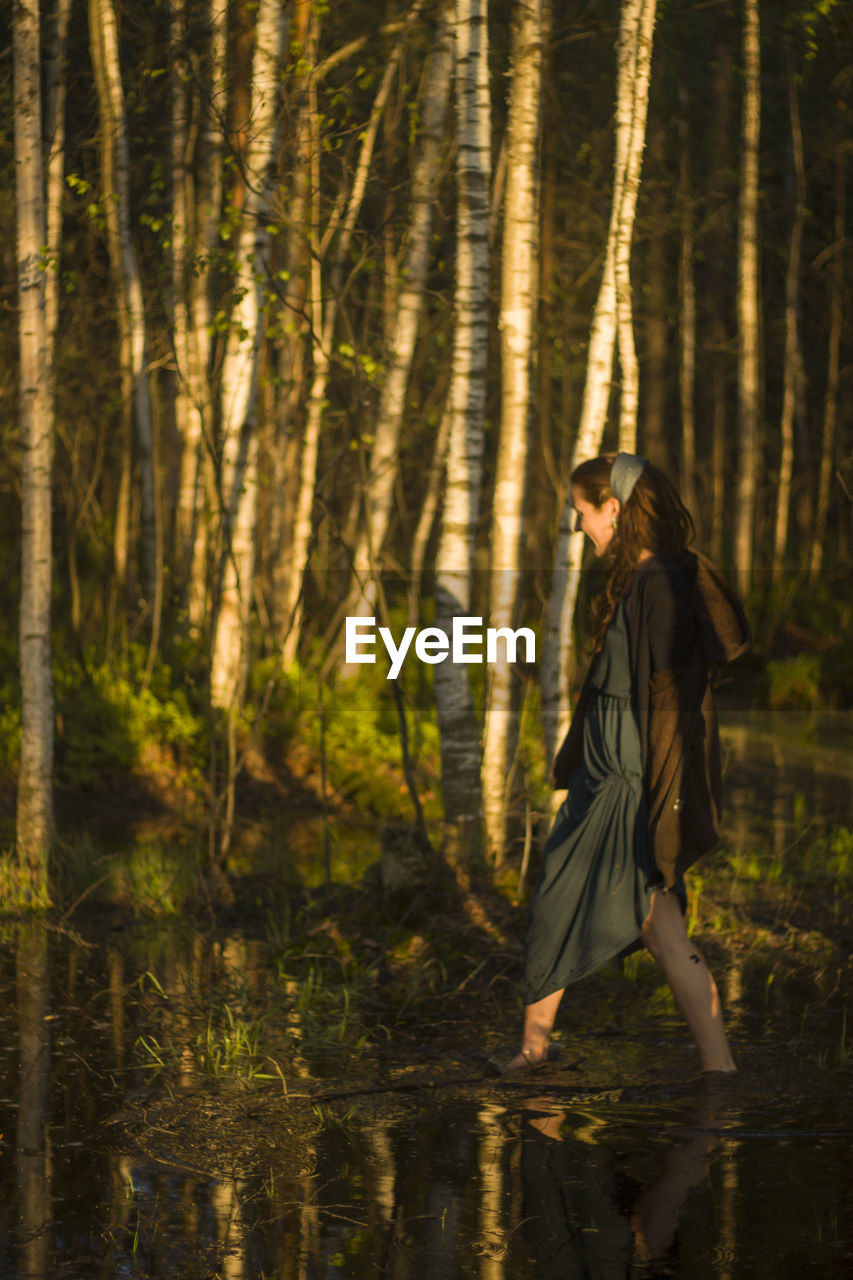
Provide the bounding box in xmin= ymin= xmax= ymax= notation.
xmin=810 ymin=102 xmax=845 ymax=577
xmin=481 ymin=0 xmax=544 ymax=864
xmin=733 ymin=0 xmax=761 ymax=586
xmin=614 ymin=0 xmax=657 ymax=452
xmin=185 ymin=0 xmax=229 ymax=629
xmin=15 ymin=0 xmax=55 ymax=876
xmin=773 ymin=50 xmax=805 ymax=579
xmin=707 ymin=26 xmax=734 ymax=566
xmin=209 ymin=0 xmax=286 ymax=710
xmin=433 ymin=0 xmax=491 ymax=866
xmin=541 ymin=0 xmax=657 ymax=770
xmin=282 ymin=3 xmax=426 ymax=666
xmin=346 ymin=8 xmax=454 ymax=614
xmin=677 ymin=77 xmax=699 ymax=525
xmin=89 ymin=0 xmax=159 ymax=605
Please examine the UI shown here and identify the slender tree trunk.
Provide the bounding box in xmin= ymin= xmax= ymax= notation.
xmin=810 ymin=102 xmax=845 ymax=576
xmin=641 ymin=112 xmax=669 ymax=470
xmin=733 ymin=0 xmax=761 ymax=586
xmin=541 ymin=0 xmax=657 ymax=769
xmin=269 ymin=0 xmax=311 ymax=644
xmin=44 ymin=0 xmax=72 ymax=366
xmin=347 ymin=7 xmax=454 ymax=613
xmin=677 ymin=76 xmax=699 ymax=525
xmin=773 ymin=49 xmax=805 ymax=579
xmin=210 ymin=0 xmax=287 ymax=710
xmin=615 ymin=0 xmax=657 ymax=451
xmin=706 ymin=24 xmax=734 ymax=566
xmin=15 ymin=0 xmax=55 ymax=876
xmin=433 ymin=0 xmax=491 ymax=866
xmin=481 ymin=0 xmax=544 ymax=864
xmin=89 ymin=0 xmax=159 ymax=604
xmin=283 ymin=4 xmax=426 ymax=665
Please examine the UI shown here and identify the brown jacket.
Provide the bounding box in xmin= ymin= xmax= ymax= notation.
xmin=552 ymin=551 xmax=750 ymax=888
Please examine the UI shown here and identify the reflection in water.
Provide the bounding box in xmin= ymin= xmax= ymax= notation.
xmin=16 ymin=924 xmax=51 ymax=1280
xmin=521 ymin=1084 xmax=723 ymax=1277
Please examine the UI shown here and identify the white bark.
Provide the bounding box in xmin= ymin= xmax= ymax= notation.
xmin=187 ymin=0 xmax=229 ymax=629
xmin=44 ymin=0 xmax=72 ymax=367
xmin=678 ymin=78 xmax=699 ymax=523
xmin=811 ymin=106 xmax=845 ymax=576
xmin=773 ymin=53 xmax=805 ymax=579
xmin=433 ymin=0 xmax=491 ymax=864
xmin=282 ymin=1 xmax=427 ymax=666
xmin=734 ymin=0 xmax=761 ymax=585
xmin=614 ymin=0 xmax=657 ymax=451
xmin=15 ymin=0 xmax=55 ymax=874
xmin=541 ymin=0 xmax=657 ymax=768
xmin=481 ymin=0 xmax=544 ymax=863
xmin=348 ymin=9 xmax=454 ymax=608
xmin=210 ymin=0 xmax=286 ymax=709
xmin=89 ymin=0 xmax=159 ymax=601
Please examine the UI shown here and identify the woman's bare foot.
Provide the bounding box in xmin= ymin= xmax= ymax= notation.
xmin=502 ymin=1043 xmax=548 ymax=1073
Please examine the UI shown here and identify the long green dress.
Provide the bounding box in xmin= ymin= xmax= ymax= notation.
xmin=524 ymin=598 xmax=665 ymax=1004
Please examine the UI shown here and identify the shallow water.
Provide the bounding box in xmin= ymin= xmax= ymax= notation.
xmin=1 ymin=710 xmax=851 ymax=1277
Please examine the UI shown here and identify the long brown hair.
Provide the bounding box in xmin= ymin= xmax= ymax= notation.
xmin=571 ymin=452 xmax=695 ymax=652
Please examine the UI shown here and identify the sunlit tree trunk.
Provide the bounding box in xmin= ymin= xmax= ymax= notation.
xmin=210 ymin=0 xmax=286 ymax=709
xmin=707 ymin=25 xmax=734 ymax=566
xmin=810 ymin=102 xmax=845 ymax=577
xmin=433 ymin=0 xmax=491 ymax=865
xmin=89 ymin=0 xmax=159 ymax=604
xmin=641 ymin=112 xmax=669 ymax=470
xmin=481 ymin=0 xmax=544 ymax=863
xmin=15 ymin=0 xmax=55 ymax=875
xmin=773 ymin=49 xmax=805 ymax=580
xmin=347 ymin=7 xmax=454 ymax=614
xmin=733 ymin=0 xmax=760 ymax=586
xmin=614 ymin=0 xmax=657 ymax=452
xmin=44 ymin=0 xmax=72 ymax=366
xmin=186 ymin=0 xmax=228 ymax=630
xmin=541 ymin=0 xmax=657 ymax=769
xmin=269 ymin=0 xmax=311 ymax=644
xmin=677 ymin=76 xmax=698 ymax=525
xmin=282 ymin=4 xmax=426 ymax=666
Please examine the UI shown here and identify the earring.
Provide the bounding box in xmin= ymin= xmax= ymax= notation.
xmin=610 ymin=513 xmax=619 ymax=530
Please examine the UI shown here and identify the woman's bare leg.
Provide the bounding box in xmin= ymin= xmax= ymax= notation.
xmin=505 ymin=986 xmax=565 ymax=1070
xmin=641 ymin=890 xmax=736 ymax=1073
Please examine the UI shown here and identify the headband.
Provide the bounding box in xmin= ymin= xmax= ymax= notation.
xmin=610 ymin=451 xmax=647 ymax=505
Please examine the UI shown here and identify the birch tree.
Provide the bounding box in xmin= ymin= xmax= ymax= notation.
xmin=810 ymin=100 xmax=845 ymax=576
xmin=171 ymin=0 xmax=228 ymax=622
xmin=481 ymin=0 xmax=545 ymax=863
xmin=345 ymin=8 xmax=454 ymax=618
xmin=209 ymin=0 xmax=287 ymax=710
xmin=773 ymin=49 xmax=805 ymax=580
xmin=15 ymin=0 xmax=55 ymax=875
xmin=433 ymin=0 xmax=491 ymax=865
xmin=733 ymin=0 xmax=761 ymax=585
xmin=541 ymin=0 xmax=657 ymax=770
xmin=282 ymin=2 xmax=427 ymax=666
xmin=89 ymin=0 xmax=159 ymax=606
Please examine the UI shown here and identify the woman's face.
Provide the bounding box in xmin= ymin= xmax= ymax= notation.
xmin=572 ymin=489 xmax=620 ymax=556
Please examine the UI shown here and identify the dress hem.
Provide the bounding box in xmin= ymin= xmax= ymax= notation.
xmin=523 ymin=925 xmax=644 ymax=1005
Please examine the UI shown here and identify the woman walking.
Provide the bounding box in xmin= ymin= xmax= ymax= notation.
xmin=508 ymin=452 xmax=750 ymax=1074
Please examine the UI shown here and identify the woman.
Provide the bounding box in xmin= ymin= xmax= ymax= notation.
xmin=508 ymin=452 xmax=750 ymax=1074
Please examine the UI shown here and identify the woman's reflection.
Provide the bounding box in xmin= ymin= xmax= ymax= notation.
xmin=520 ymin=1081 xmax=727 ymax=1276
